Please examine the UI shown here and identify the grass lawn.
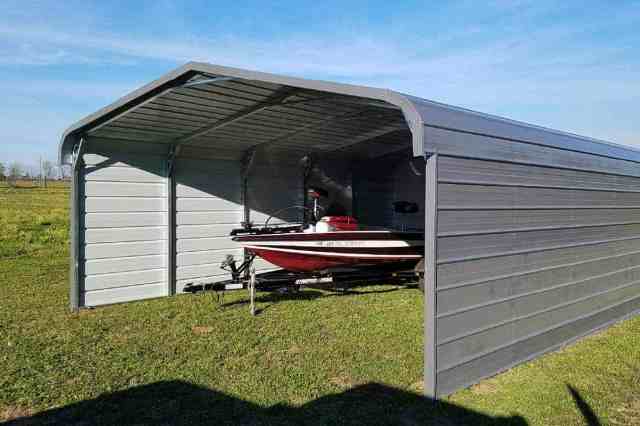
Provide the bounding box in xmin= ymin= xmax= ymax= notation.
xmin=1 ymin=182 xmax=639 ymax=425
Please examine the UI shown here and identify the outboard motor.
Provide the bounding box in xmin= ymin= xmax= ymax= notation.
xmin=316 ymin=216 xmax=359 ymax=232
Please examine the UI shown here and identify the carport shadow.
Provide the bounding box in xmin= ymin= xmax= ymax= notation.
xmin=6 ymin=380 xmax=527 ymax=425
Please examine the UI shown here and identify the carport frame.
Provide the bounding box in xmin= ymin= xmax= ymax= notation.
xmin=59 ymin=63 xmax=427 ymax=310
xmin=59 ymin=61 xmax=640 ymax=399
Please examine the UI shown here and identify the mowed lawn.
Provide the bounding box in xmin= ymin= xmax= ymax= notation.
xmin=1 ymin=182 xmax=639 ymax=425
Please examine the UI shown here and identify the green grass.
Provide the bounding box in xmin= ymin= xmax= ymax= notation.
xmin=1 ymin=183 xmax=639 ymax=425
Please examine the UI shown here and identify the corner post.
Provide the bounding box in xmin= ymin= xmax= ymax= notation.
xmin=69 ymin=138 xmax=86 ymax=312
xmin=424 ymin=153 xmax=438 ymax=398
xmin=167 ymin=145 xmax=180 ymax=296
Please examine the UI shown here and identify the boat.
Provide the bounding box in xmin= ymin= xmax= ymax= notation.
xmin=232 ymin=215 xmax=424 ymax=272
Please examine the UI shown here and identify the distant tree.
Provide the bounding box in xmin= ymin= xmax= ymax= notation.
xmin=42 ymin=159 xmax=55 ymax=187
xmin=0 ymin=162 xmax=5 ymax=181
xmin=8 ymin=162 xmax=23 ymax=187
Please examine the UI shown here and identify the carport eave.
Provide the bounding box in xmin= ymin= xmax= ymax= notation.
xmin=58 ymin=63 xmax=202 ymax=164
xmin=58 ymin=61 xmax=426 ymax=164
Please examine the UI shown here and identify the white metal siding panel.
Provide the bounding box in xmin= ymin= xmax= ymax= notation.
xmin=84 ymin=166 xmax=165 ymax=183
xmin=80 ymin=140 xmax=168 ymax=307
xmin=84 ymin=269 xmax=166 ymax=291
xmin=85 ymin=240 xmax=166 ymax=259
xmin=245 ymin=149 xmax=305 ymax=273
xmin=85 ymin=181 xmax=165 ymax=197
xmin=248 ymin=150 xmax=304 ymax=227
xmin=175 ymin=156 xmax=245 ymax=291
xmin=83 ymin=282 xmax=167 ymax=307
xmin=85 ymin=227 xmax=166 ymax=244
xmin=177 ymin=211 xmax=241 ymax=225
xmin=84 ymin=255 xmax=165 ymax=275
xmin=84 ymin=197 xmax=167 ymax=213
xmin=176 ymin=225 xmax=240 ymax=240
xmin=430 ymin=135 xmax=640 ymax=396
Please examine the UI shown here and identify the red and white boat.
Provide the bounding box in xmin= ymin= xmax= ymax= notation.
xmin=233 ymin=216 xmax=424 ymax=272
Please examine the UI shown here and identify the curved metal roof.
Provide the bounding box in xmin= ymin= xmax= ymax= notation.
xmin=59 ymin=61 xmax=640 ymax=164
xmin=58 ymin=62 xmax=422 ymax=164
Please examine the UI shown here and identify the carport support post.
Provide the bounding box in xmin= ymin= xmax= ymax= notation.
xmin=69 ymin=138 xmax=86 ymax=312
xmin=167 ymin=145 xmax=180 ymax=296
xmin=424 ymin=153 xmax=438 ymax=398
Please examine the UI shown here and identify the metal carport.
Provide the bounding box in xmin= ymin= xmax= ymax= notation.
xmin=59 ymin=61 xmax=640 ymax=397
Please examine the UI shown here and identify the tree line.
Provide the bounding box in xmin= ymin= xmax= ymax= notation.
xmin=0 ymin=160 xmax=70 ymax=187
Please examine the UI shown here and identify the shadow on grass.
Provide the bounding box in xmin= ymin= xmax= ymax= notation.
xmin=567 ymin=384 xmax=601 ymax=426
xmin=219 ymin=285 xmax=408 ymax=313
xmin=6 ymin=380 xmax=527 ymax=425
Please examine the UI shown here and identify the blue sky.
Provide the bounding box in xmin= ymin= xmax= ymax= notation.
xmin=1 ymin=0 xmax=639 ymax=167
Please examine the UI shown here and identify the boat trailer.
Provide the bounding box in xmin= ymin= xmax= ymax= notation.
xmin=182 ymin=254 xmax=423 ymax=315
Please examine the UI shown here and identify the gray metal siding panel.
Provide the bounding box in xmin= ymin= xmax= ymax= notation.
xmin=436 ymin=295 xmax=640 ymax=395
xmin=425 ymin=126 xmax=640 ymax=177
xmin=438 ymin=156 xmax=640 ymax=192
xmin=353 ymin=156 xmax=394 ymax=227
xmin=437 ymin=246 xmax=640 ymax=315
xmin=438 ymin=223 xmax=640 ymax=263
xmin=439 ymin=183 xmax=640 ymax=209
xmin=79 ymin=140 xmax=169 ymax=307
xmin=353 ymin=152 xmax=425 ymax=230
xmin=432 ymin=144 xmax=640 ymax=396
xmin=437 ymin=237 xmax=640 ymax=288
xmin=438 ymin=209 xmax=640 ymax=236
xmin=437 ymin=268 xmax=640 ymax=344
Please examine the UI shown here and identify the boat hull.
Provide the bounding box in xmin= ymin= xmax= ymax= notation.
xmin=234 ymin=231 xmax=424 ymax=272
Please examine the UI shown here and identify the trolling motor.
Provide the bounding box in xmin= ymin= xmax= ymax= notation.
xmin=306 ymin=186 xmax=328 ymax=226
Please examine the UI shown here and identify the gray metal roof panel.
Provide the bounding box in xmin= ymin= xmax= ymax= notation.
xmin=59 ymin=61 xmax=638 ymax=164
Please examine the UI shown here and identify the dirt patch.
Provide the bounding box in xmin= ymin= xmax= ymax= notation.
xmin=470 ymin=380 xmax=499 ymax=395
xmin=1 ymin=405 xmax=34 ymax=422
xmin=330 ymin=375 xmax=358 ymax=389
xmin=191 ymin=325 xmax=214 ymax=335
xmin=287 ymin=344 xmax=302 ymax=354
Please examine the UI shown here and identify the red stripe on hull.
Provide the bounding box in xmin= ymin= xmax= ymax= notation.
xmin=249 ymin=247 xmax=420 ymax=272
